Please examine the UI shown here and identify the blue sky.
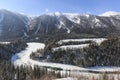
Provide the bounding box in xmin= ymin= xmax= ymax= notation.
xmin=0 ymin=0 xmax=120 ymax=15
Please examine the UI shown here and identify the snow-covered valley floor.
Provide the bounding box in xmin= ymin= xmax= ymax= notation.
xmin=11 ymin=42 xmax=90 ymax=70
xmin=11 ymin=42 xmax=120 ymax=72
xmin=11 ymin=40 xmax=120 ymax=80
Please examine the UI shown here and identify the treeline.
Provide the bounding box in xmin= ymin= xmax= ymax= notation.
xmin=14 ymin=65 xmax=62 ymax=80
xmin=56 ymin=40 xmax=93 ymax=47
xmin=0 ymin=60 xmax=63 ymax=80
xmin=27 ymin=29 xmax=98 ymax=43
xmin=1 ymin=61 xmax=120 ymax=80
xmin=0 ymin=40 xmax=27 ymax=80
xmin=0 ymin=40 xmax=27 ymax=61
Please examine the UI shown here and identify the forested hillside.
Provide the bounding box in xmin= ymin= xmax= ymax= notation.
xmin=31 ymin=37 xmax=120 ymax=67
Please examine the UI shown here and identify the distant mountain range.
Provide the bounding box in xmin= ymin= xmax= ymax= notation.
xmin=0 ymin=9 xmax=120 ymax=40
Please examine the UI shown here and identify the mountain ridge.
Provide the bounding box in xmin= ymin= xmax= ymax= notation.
xmin=0 ymin=9 xmax=120 ymax=41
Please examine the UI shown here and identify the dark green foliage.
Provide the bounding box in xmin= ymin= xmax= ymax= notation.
xmin=30 ymin=49 xmax=45 ymax=60
xmin=0 ymin=40 xmax=62 ymax=80
xmin=0 ymin=61 xmax=15 ymax=80
xmin=0 ymin=61 xmax=61 ymax=80
xmin=0 ymin=40 xmax=27 ymax=61
xmin=43 ymin=37 xmax=120 ymax=67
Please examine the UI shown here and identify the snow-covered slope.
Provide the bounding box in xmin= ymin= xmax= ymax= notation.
xmin=11 ymin=43 xmax=45 ymax=67
xmin=100 ymin=11 xmax=120 ymax=17
xmin=0 ymin=42 xmax=10 ymax=44
xmin=11 ymin=42 xmax=120 ymax=72
xmin=25 ymin=11 xmax=120 ymax=39
xmin=53 ymin=44 xmax=89 ymax=51
xmin=53 ymin=38 xmax=106 ymax=51
xmin=64 ymin=13 xmax=81 ymax=24
xmin=0 ymin=12 xmax=4 ymax=36
xmin=0 ymin=12 xmax=4 ymax=23
xmin=57 ymin=38 xmax=106 ymax=45
xmin=0 ymin=9 xmax=30 ymax=40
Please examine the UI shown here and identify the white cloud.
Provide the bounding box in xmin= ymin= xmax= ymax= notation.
xmin=45 ymin=9 xmax=49 ymax=12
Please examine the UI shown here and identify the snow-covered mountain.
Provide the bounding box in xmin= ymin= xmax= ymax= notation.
xmin=99 ymin=11 xmax=120 ymax=17
xmin=0 ymin=9 xmax=30 ymax=40
xmin=0 ymin=9 xmax=120 ymax=40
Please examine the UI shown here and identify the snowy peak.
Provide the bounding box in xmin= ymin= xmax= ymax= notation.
xmin=45 ymin=12 xmax=62 ymax=17
xmin=54 ymin=12 xmax=62 ymax=16
xmin=100 ymin=11 xmax=120 ymax=17
xmin=46 ymin=12 xmax=79 ymax=16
